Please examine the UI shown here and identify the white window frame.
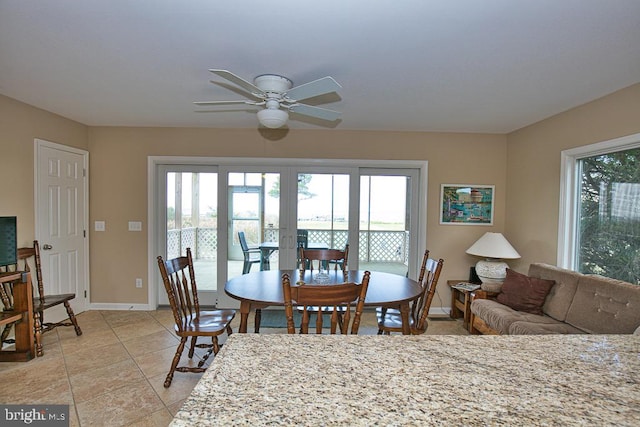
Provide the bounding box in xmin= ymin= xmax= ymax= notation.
xmin=558 ymin=132 xmax=640 ymax=269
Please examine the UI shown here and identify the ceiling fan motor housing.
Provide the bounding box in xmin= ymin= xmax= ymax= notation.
xmin=253 ymin=74 xmax=293 ymax=93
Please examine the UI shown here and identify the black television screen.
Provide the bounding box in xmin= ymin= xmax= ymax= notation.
xmin=0 ymin=216 xmax=17 ymax=267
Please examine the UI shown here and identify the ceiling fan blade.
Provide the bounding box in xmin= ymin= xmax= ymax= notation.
xmin=193 ymin=100 xmax=262 ymax=106
xmin=284 ymin=76 xmax=342 ymax=102
xmin=288 ymin=103 xmax=341 ymax=122
xmin=209 ymin=69 xmax=265 ymax=98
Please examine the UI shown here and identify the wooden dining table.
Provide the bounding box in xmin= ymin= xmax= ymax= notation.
xmin=224 ymin=269 xmax=423 ymax=334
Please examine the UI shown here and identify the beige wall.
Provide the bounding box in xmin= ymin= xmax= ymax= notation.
xmin=88 ymin=127 xmax=507 ymax=304
xmin=3 ymin=83 xmax=638 ymax=308
xmin=0 ymin=94 xmax=88 ymax=245
xmin=505 ymin=83 xmax=640 ymax=270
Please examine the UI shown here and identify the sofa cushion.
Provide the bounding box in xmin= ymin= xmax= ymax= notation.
xmin=528 ymin=263 xmax=580 ymax=321
xmin=565 ymin=274 xmax=640 ymax=334
xmin=496 ymin=269 xmax=554 ymax=315
xmin=508 ymin=320 xmax=586 ymax=335
xmin=471 ymin=299 xmax=565 ymax=335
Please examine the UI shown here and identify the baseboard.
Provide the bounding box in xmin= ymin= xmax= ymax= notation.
xmin=88 ymin=303 xmax=155 ymax=311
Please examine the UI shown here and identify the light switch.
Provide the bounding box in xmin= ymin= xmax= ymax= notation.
xmin=128 ymin=221 xmax=142 ymax=231
xmin=95 ymin=221 xmax=105 ymax=232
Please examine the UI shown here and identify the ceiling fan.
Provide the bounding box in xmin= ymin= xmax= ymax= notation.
xmin=194 ymin=69 xmax=342 ymax=128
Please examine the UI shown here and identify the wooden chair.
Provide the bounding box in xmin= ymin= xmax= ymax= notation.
xmin=298 ymin=246 xmax=350 ymax=329
xmin=238 ymin=231 xmax=261 ymax=274
xmin=327 ymin=243 xmax=349 ymax=271
xmin=157 ymin=248 xmax=236 ymax=387
xmin=1 ymin=240 xmax=82 ymax=357
xmin=299 ymin=246 xmax=349 ymax=274
xmin=377 ymin=251 xmax=444 ymax=335
xmin=282 ymin=270 xmax=370 ymax=334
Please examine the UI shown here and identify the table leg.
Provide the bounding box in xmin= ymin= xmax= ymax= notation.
xmin=463 ymin=291 xmax=471 ymax=330
xmin=260 ymin=249 xmax=273 ymax=271
xmin=238 ymin=301 xmax=251 ymax=333
xmin=399 ymin=302 xmax=411 ymax=335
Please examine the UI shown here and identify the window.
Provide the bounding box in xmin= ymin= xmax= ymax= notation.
xmin=559 ymin=133 xmax=640 ymax=285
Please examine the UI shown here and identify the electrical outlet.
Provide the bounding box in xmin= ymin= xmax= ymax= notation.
xmin=135 ymin=278 xmax=143 ymax=288
xmin=128 ymin=221 xmax=142 ymax=231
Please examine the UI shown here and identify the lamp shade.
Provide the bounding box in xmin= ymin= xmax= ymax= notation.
xmin=466 ymin=232 xmax=521 ymax=289
xmin=465 ymin=232 xmax=521 ymax=259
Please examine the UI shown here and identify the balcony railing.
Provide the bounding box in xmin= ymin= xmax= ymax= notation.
xmin=168 ymin=228 xmax=409 ymax=265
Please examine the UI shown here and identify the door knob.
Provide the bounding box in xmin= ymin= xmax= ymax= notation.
xmin=42 ymin=244 xmax=53 ymax=250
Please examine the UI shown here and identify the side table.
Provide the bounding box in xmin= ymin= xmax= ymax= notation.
xmin=447 ymin=280 xmax=478 ymax=332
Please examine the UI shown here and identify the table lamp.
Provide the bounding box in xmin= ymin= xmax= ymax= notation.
xmin=465 ymin=232 xmax=521 ymax=291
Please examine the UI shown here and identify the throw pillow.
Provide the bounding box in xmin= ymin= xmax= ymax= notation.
xmin=496 ymin=269 xmax=555 ymax=315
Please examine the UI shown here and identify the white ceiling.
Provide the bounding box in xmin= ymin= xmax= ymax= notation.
xmin=1 ymin=0 xmax=639 ymax=133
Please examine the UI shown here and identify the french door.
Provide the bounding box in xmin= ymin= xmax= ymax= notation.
xmin=154 ymin=159 xmax=426 ymax=309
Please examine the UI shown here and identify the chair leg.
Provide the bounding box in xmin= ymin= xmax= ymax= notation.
xmin=63 ymin=301 xmax=82 ymax=336
xmin=254 ymin=308 xmax=261 ymax=333
xmin=188 ymin=336 xmax=197 ymax=358
xmin=243 ymin=261 xmax=252 ymax=274
xmin=165 ymin=336 xmax=188 ymax=388
xmin=34 ymin=311 xmax=43 ymax=357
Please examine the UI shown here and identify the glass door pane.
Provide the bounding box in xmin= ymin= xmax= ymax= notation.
xmin=166 ymin=171 xmax=218 ymax=292
xmin=297 ymin=173 xmax=350 ymax=254
xmin=359 ymin=174 xmax=412 ymax=276
xmin=227 ymin=172 xmax=280 ymax=281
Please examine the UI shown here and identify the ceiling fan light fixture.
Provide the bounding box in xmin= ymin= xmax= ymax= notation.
xmin=257 ymin=108 xmax=289 ymax=128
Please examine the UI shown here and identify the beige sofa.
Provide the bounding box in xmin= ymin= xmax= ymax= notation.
xmin=470 ymin=263 xmax=640 ymax=335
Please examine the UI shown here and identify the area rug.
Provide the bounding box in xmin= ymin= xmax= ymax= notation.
xmin=258 ymin=310 xmax=332 ymax=328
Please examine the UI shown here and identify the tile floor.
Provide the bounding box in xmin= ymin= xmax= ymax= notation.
xmin=0 ymin=309 xmax=468 ymax=427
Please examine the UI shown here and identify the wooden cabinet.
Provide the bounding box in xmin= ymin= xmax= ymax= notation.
xmin=0 ymin=271 xmax=35 ymax=362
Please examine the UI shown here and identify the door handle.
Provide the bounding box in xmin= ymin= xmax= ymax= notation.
xmin=42 ymin=244 xmax=53 ymax=250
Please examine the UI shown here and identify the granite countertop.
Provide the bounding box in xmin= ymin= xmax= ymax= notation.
xmin=171 ymin=334 xmax=640 ymax=426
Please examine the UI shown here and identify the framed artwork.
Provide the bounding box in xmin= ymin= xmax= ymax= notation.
xmin=440 ymin=184 xmax=495 ymax=225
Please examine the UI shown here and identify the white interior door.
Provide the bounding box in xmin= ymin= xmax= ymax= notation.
xmin=35 ymin=139 xmax=89 ymax=317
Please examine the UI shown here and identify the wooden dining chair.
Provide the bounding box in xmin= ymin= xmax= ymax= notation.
xmin=0 ymin=240 xmax=82 ymax=357
xmin=282 ymin=271 xmax=369 ymax=334
xmin=298 ymin=246 xmax=350 ymax=330
xmin=157 ymin=248 xmax=236 ymax=387
xmin=377 ymin=252 xmax=444 ymax=335
xmin=299 ymin=246 xmax=349 ymax=273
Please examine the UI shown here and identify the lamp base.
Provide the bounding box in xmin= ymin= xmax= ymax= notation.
xmin=475 ymin=259 xmax=509 ymax=292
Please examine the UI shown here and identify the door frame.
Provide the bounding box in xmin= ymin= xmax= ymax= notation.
xmin=34 ymin=138 xmax=90 ymax=314
xmin=148 ymin=156 xmax=428 ymax=309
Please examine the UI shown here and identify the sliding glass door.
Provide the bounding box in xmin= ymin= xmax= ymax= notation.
xmin=155 ymin=159 xmax=425 ymax=309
